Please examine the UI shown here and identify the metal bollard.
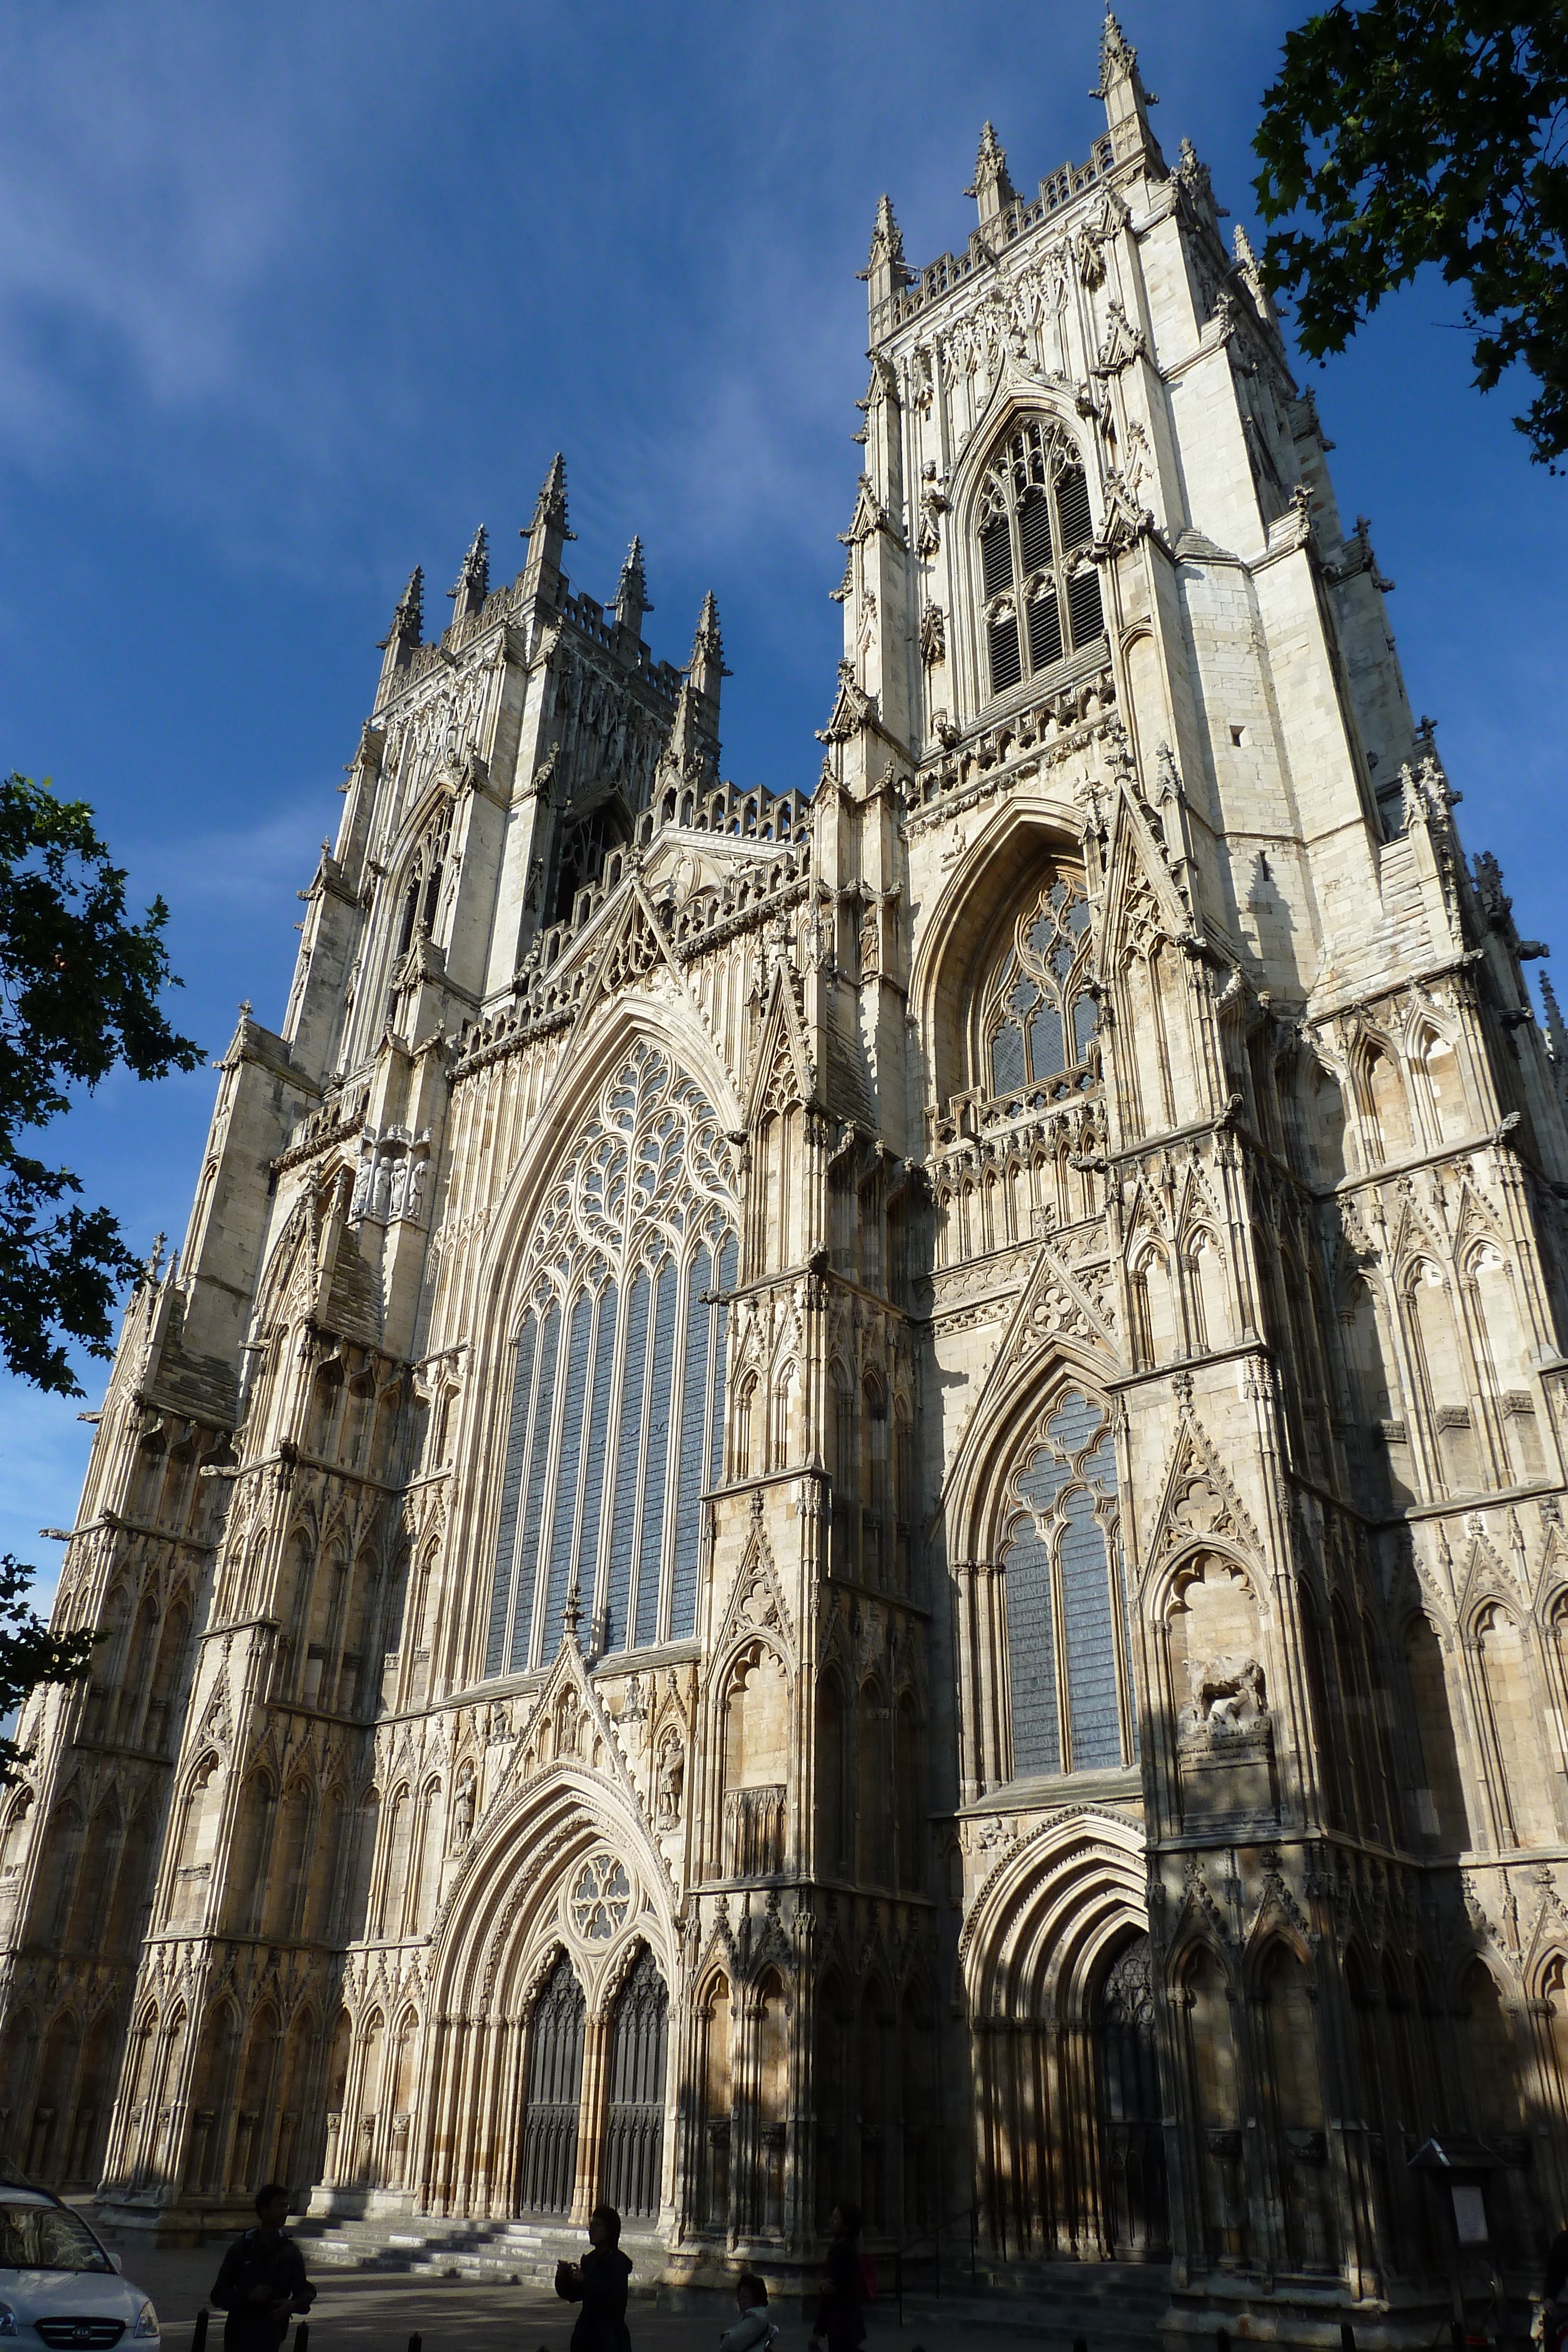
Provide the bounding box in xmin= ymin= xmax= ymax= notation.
xmin=409 ymin=2337 xmax=423 ymax=2352
xmin=190 ymin=2313 xmax=209 ymax=2352
xmin=1216 ymin=2330 xmax=1231 ymax=2352
xmin=1449 ymin=2326 xmax=1465 ymax=2351
xmin=294 ymin=2326 xmax=308 ymax=2352
xmin=1074 ymin=2338 xmax=1089 ymax=2352
xmin=1341 ymin=2326 xmax=1356 ymax=2352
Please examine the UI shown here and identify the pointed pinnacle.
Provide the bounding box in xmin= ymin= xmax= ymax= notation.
xmin=448 ymin=523 xmax=489 ymax=602
xmin=521 ymin=450 xmax=574 ymax=541
xmin=618 ymin=534 xmax=651 ymax=612
xmin=688 ymin=590 xmax=730 ymax=676
xmin=376 ymin=566 xmax=423 ymax=650
xmin=870 ymin=192 xmax=904 ymax=263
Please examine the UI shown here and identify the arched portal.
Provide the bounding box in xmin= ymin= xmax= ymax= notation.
xmin=601 ymin=1948 xmax=668 ymax=2221
xmin=962 ymin=1810 xmax=1152 ymax=2260
xmin=519 ymin=1955 xmax=586 ymax=2216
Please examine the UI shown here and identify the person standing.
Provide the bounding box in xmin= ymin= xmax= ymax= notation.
xmin=209 ymin=2184 xmax=315 ymax=2352
xmin=807 ymin=2203 xmax=867 ymax=2352
xmin=554 ymin=2201 xmax=633 ymax=2352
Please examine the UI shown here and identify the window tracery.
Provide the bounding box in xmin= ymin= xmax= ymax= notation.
xmin=484 ymin=1043 xmax=737 ymax=1676
xmin=975 ymin=416 xmax=1104 ymax=701
xmin=1001 ymin=1388 xmax=1133 ymax=1778
xmin=978 ymin=876 xmax=1097 ymax=1100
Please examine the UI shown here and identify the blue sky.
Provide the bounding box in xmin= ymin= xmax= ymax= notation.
xmin=2 ymin=0 xmax=1564 ymax=1603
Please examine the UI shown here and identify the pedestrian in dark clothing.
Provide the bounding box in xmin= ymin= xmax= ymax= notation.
xmin=210 ymin=2184 xmax=316 ymax=2352
xmin=554 ymin=2202 xmax=633 ymax=2352
xmin=808 ymin=2202 xmax=866 ymax=2352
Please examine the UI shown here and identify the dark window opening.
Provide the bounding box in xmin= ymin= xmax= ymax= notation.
xmin=977 ymin=422 xmax=1105 ymax=703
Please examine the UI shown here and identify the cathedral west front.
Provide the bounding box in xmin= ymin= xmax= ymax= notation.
xmin=6 ymin=18 xmax=1568 ymax=2341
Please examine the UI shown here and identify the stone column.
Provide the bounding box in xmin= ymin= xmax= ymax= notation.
xmin=571 ymin=2010 xmax=612 ymax=2223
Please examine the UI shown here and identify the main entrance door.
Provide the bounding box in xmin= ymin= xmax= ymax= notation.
xmin=519 ymin=1955 xmax=586 ymax=2214
xmin=601 ymin=1948 xmax=668 ymax=2220
xmin=1095 ymin=1933 xmax=1169 ymax=2257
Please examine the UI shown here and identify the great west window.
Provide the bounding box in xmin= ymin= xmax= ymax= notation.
xmin=976 ymin=416 xmax=1104 ymax=701
xmin=484 ymin=1043 xmax=737 ymax=1673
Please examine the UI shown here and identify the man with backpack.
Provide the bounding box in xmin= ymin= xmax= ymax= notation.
xmin=209 ymin=2184 xmax=316 ymax=2352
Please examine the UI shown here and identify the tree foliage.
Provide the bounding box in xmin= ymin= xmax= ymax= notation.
xmin=0 ymin=1554 xmax=95 ymax=1783
xmin=1 ymin=772 xmax=203 ymax=1393
xmin=1254 ymin=2 xmax=1568 ymax=466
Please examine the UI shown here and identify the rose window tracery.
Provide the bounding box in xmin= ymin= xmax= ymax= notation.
xmin=570 ymin=1853 xmax=633 ymax=1942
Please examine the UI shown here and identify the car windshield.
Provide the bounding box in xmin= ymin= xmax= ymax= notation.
xmin=0 ymin=2200 xmax=113 ymax=2273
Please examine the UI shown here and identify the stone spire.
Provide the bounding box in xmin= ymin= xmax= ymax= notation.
xmin=860 ymin=192 xmax=910 ymax=328
xmin=616 ymin=535 xmax=651 ymax=640
xmin=376 ymin=567 xmax=423 ymax=691
xmin=965 ymin=122 xmax=1016 ymax=232
xmin=1094 ymin=8 xmax=1162 ymax=168
xmin=519 ymin=452 xmax=574 ymax=602
xmin=447 ymin=524 xmax=489 ymax=622
xmin=686 ymin=591 xmax=730 ymax=706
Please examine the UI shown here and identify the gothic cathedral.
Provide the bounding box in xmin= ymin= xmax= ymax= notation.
xmin=5 ymin=18 xmax=1568 ymax=2341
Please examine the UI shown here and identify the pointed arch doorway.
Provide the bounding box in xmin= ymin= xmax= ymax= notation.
xmin=519 ymin=1955 xmax=586 ymax=2216
xmin=600 ymin=1947 xmax=668 ymax=2221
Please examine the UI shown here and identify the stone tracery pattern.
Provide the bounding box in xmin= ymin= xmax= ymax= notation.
xmin=484 ymin=1042 xmax=737 ymax=1673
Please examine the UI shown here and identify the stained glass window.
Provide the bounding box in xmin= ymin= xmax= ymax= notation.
xmin=980 ymin=876 xmax=1096 ymax=1100
xmin=1002 ymin=1388 xmax=1134 ymax=1779
xmin=484 ymin=1043 xmax=737 ymax=1675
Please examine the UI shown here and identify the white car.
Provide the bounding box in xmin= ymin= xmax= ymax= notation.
xmin=0 ymin=2187 xmax=157 ymax=2348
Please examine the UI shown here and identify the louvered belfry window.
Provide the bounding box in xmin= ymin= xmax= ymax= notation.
xmin=976 ymin=416 xmax=1105 ymax=703
xmin=484 ymin=1043 xmax=737 ymax=1675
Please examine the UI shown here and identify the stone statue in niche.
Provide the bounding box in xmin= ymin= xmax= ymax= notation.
xmin=655 ymin=1737 xmax=684 ymax=1829
xmin=450 ymin=1768 xmax=477 ymax=1850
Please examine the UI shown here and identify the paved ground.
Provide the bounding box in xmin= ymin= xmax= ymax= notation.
xmin=92 ymin=2240 xmax=1116 ymax=2352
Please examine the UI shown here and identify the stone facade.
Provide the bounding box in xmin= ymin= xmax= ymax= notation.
xmin=5 ymin=15 xmax=1568 ymax=2337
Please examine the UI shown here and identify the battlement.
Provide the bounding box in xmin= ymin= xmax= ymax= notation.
xmin=869 ymin=136 xmax=1115 ymax=345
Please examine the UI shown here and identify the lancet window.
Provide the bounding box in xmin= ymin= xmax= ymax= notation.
xmin=484 ymin=1043 xmax=737 ymax=1675
xmin=1002 ymin=1388 xmax=1134 ymax=1778
xmin=394 ymin=801 xmax=453 ymax=963
xmin=979 ymin=876 xmax=1096 ymax=1100
xmin=975 ymin=416 xmax=1104 ymax=700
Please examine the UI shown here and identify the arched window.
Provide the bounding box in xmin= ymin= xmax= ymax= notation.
xmin=978 ymin=874 xmax=1096 ymax=1099
xmin=1002 ymin=1388 xmax=1133 ymax=1778
xmin=483 ymin=1043 xmax=737 ymax=1675
xmin=975 ymin=416 xmax=1103 ymax=699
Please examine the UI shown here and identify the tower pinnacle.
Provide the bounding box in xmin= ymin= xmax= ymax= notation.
xmin=860 ymin=193 xmax=910 ymax=325
xmin=616 ymin=536 xmax=651 ymax=639
xmin=965 ymin=122 xmax=1016 ymax=231
xmin=447 ymin=524 xmax=489 ymax=621
xmin=376 ymin=567 xmax=423 ymax=660
xmin=521 ymin=452 xmax=573 ymax=545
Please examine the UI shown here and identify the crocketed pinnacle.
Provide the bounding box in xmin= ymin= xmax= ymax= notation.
xmin=521 ymin=450 xmax=574 ymax=542
xmin=448 ymin=523 xmax=489 ymax=605
xmin=688 ymin=590 xmax=730 ymax=677
xmin=618 ymin=534 xmax=651 ymax=614
xmin=377 ymin=566 xmax=423 ymax=650
xmin=868 ymin=192 xmax=904 ymax=271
